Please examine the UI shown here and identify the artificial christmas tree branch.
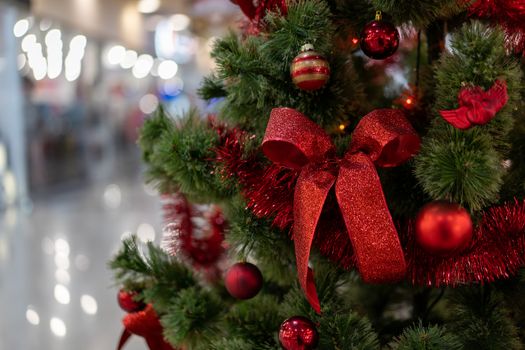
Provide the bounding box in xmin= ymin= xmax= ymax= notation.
xmin=111 ymin=1 xmax=525 ymax=348
xmin=415 ymin=21 xmax=522 ymax=211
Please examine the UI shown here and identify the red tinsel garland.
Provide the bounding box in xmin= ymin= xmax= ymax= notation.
xmin=405 ymin=199 xmax=525 ymax=286
xmin=161 ymin=193 xmax=226 ymax=274
xmin=213 ymin=126 xmax=525 ymax=286
xmin=466 ymin=0 xmax=525 ymax=54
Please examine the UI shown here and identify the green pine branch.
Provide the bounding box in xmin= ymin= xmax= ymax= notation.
xmin=415 ymin=21 xmax=522 ymax=212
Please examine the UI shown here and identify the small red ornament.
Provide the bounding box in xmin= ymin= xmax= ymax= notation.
xmin=415 ymin=201 xmax=473 ymax=256
xmin=225 ymin=262 xmax=263 ymax=299
xmin=279 ymin=316 xmax=319 ymax=350
xmin=118 ymin=290 xmax=146 ymax=313
xmin=360 ymin=11 xmax=400 ymax=60
xmin=290 ymin=44 xmax=330 ymax=91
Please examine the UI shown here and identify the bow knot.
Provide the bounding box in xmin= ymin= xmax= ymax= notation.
xmin=262 ymin=108 xmax=420 ymax=313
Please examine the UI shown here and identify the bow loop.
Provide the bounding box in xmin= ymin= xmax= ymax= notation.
xmin=263 ymin=108 xmax=334 ymax=169
xmin=350 ymin=109 xmax=421 ymax=167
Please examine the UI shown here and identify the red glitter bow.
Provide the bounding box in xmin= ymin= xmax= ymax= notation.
xmin=262 ymin=108 xmax=421 ymax=313
xmin=231 ymin=0 xmax=288 ymax=24
xmin=118 ymin=305 xmax=176 ymax=350
xmin=439 ymin=80 xmax=508 ymax=130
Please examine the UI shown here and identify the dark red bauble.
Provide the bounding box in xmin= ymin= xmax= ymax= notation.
xmin=118 ymin=290 xmax=146 ymax=313
xmin=279 ymin=316 xmax=319 ymax=350
xmin=360 ymin=15 xmax=400 ymax=60
xmin=225 ymin=262 xmax=263 ymax=299
xmin=415 ymin=201 xmax=474 ymax=256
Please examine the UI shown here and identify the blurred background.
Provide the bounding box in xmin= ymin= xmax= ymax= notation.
xmin=0 ymin=0 xmax=240 ymax=348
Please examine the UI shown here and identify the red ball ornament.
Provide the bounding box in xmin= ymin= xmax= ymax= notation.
xmin=290 ymin=44 xmax=330 ymax=91
xmin=279 ymin=316 xmax=319 ymax=350
xmin=225 ymin=262 xmax=263 ymax=299
xmin=360 ymin=11 xmax=400 ymax=60
xmin=415 ymin=201 xmax=474 ymax=256
xmin=118 ymin=289 xmax=146 ymax=313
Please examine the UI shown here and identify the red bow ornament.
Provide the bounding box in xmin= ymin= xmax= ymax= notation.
xmin=262 ymin=108 xmax=420 ymax=313
xmin=118 ymin=304 xmax=176 ymax=350
xmin=230 ymin=0 xmax=288 ymax=25
xmin=439 ymin=80 xmax=508 ymax=130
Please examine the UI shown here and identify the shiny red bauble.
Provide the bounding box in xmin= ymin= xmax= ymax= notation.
xmin=415 ymin=201 xmax=474 ymax=256
xmin=290 ymin=44 xmax=330 ymax=91
xmin=225 ymin=262 xmax=263 ymax=299
xmin=118 ymin=290 xmax=146 ymax=313
xmin=360 ymin=14 xmax=400 ymax=60
xmin=279 ymin=316 xmax=319 ymax=350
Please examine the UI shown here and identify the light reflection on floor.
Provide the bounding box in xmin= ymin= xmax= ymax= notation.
xmin=0 ymin=175 xmax=163 ymax=350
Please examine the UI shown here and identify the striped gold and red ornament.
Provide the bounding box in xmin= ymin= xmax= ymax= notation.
xmin=290 ymin=44 xmax=330 ymax=91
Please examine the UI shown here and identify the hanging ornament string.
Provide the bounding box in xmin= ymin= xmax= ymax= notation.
xmin=262 ymin=108 xmax=421 ymax=313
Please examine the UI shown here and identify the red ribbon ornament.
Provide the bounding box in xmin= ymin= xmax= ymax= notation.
xmin=118 ymin=304 xmax=176 ymax=350
xmin=439 ymin=80 xmax=508 ymax=130
xmin=262 ymin=108 xmax=420 ymax=313
xmin=230 ymin=0 xmax=288 ymax=24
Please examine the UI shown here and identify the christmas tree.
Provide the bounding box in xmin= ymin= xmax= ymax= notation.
xmin=110 ymin=1 xmax=525 ymax=349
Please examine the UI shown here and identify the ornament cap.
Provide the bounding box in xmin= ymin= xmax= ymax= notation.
xmin=300 ymin=43 xmax=315 ymax=52
xmin=375 ymin=11 xmax=382 ymax=21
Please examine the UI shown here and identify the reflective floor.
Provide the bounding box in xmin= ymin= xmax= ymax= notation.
xmin=0 ymin=157 xmax=163 ymax=350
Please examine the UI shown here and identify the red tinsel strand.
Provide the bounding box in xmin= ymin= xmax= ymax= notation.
xmin=466 ymin=0 xmax=525 ymax=54
xmin=162 ymin=193 xmax=226 ymax=271
xmin=213 ymin=127 xmax=298 ymax=230
xmin=406 ymin=199 xmax=525 ymax=286
xmin=245 ymin=165 xmax=297 ymax=230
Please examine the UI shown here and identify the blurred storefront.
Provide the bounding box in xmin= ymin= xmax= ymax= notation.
xmin=0 ymin=1 xmax=241 ymax=349
xmin=0 ymin=0 xmax=238 ymax=205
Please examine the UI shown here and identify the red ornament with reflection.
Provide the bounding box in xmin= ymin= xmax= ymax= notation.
xmin=360 ymin=16 xmax=400 ymax=60
xmin=415 ymin=201 xmax=474 ymax=256
xmin=225 ymin=262 xmax=263 ymax=300
xmin=279 ymin=316 xmax=319 ymax=350
xmin=118 ymin=290 xmax=146 ymax=313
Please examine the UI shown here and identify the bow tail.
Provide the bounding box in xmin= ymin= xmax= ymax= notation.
xmin=293 ymin=165 xmax=336 ymax=314
xmin=117 ymin=329 xmax=133 ymax=350
xmin=336 ymin=153 xmax=407 ymax=283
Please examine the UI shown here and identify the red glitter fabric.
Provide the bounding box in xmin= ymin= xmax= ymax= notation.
xmin=118 ymin=305 xmax=176 ymax=350
xmin=439 ymin=80 xmax=508 ymax=130
xmin=231 ymin=0 xmax=288 ymax=29
xmin=466 ymin=0 xmax=525 ymax=54
xmin=262 ymin=107 xmax=421 ymax=312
